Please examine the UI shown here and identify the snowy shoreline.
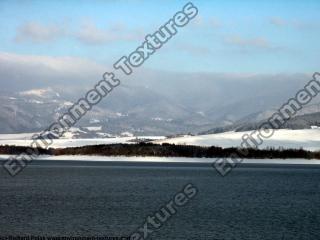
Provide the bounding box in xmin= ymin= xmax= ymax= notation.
xmin=0 ymin=154 xmax=320 ymax=165
xmin=154 ymin=129 xmax=320 ymax=152
xmin=0 ymin=129 xmax=319 ymax=151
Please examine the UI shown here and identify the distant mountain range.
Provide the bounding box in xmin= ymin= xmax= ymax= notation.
xmin=201 ymin=104 xmax=320 ymax=134
xmin=1 ymin=71 xmax=319 ymax=137
xmin=0 ymin=87 xmax=215 ymax=136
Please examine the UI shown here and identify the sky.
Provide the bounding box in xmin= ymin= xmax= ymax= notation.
xmin=0 ymin=0 xmax=319 ymax=74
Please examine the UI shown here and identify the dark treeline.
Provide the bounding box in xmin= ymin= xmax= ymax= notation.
xmin=0 ymin=143 xmax=320 ymax=159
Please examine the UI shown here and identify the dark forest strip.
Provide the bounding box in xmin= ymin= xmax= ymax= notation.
xmin=0 ymin=143 xmax=319 ymax=159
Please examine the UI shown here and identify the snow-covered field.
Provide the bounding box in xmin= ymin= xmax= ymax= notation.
xmin=0 ymin=129 xmax=319 ymax=151
xmin=153 ymin=129 xmax=320 ymax=151
xmin=0 ymin=135 xmax=165 ymax=148
xmin=0 ymin=133 xmax=37 ymax=140
xmin=0 ymin=155 xmax=319 ymax=165
xmin=0 ymin=129 xmax=319 ymax=164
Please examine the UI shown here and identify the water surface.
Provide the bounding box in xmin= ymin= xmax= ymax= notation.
xmin=0 ymin=160 xmax=319 ymax=239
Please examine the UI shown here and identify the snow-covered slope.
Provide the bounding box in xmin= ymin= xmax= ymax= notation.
xmin=0 ymin=134 xmax=165 ymax=148
xmin=153 ymin=129 xmax=320 ymax=151
xmin=0 ymin=129 xmax=319 ymax=151
xmin=0 ymin=155 xmax=319 ymax=165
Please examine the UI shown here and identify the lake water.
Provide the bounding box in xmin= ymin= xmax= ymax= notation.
xmin=0 ymin=160 xmax=320 ymax=239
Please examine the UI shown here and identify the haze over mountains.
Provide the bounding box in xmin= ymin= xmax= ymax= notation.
xmin=1 ymin=52 xmax=319 ymax=136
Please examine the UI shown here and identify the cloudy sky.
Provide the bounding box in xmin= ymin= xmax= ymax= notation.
xmin=0 ymin=0 xmax=319 ymax=77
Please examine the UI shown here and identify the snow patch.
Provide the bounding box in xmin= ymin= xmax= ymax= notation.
xmin=89 ymin=119 xmax=100 ymax=124
xmin=0 ymin=155 xmax=319 ymax=165
xmin=84 ymin=126 xmax=102 ymax=131
xmin=154 ymin=129 xmax=320 ymax=151
xmin=121 ymin=132 xmax=134 ymax=137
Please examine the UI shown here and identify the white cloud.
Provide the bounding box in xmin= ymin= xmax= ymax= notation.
xmin=225 ymin=36 xmax=271 ymax=49
xmin=269 ymin=17 xmax=319 ymax=30
xmin=0 ymin=51 xmax=108 ymax=90
xmin=14 ymin=20 xmax=143 ymax=45
xmin=0 ymin=51 xmax=104 ymax=73
xmin=0 ymin=51 xmax=311 ymax=94
xmin=15 ymin=22 xmax=66 ymax=43
xmin=209 ymin=18 xmax=222 ymax=28
xmin=190 ymin=16 xmax=221 ymax=29
xmin=269 ymin=17 xmax=288 ymax=27
xmin=74 ymin=21 xmax=143 ymax=45
xmin=176 ymin=43 xmax=212 ymax=56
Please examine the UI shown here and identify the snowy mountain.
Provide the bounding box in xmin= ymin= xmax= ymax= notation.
xmin=153 ymin=129 xmax=320 ymax=152
xmin=201 ymin=106 xmax=320 ymax=134
xmin=1 ymin=67 xmax=319 ymax=136
xmin=0 ymin=86 xmax=215 ymax=136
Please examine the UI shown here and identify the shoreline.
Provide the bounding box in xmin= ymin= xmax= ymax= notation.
xmin=1 ymin=154 xmax=320 ymax=165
